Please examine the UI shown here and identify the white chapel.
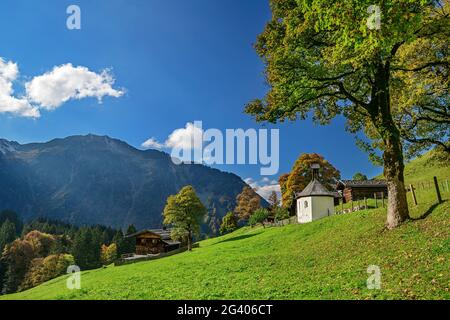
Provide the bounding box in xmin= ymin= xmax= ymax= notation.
xmin=296 ymin=164 xmax=338 ymax=223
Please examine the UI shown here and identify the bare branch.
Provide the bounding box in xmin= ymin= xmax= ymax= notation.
xmin=310 ymin=70 xmax=356 ymax=82
xmin=392 ymin=61 xmax=449 ymax=72
xmin=336 ymin=82 xmax=369 ymax=108
xmin=403 ymin=136 xmax=450 ymax=153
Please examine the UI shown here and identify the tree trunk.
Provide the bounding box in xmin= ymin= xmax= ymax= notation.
xmin=383 ymin=132 xmax=410 ymax=229
xmin=370 ymin=63 xmax=410 ymax=229
xmin=187 ymin=230 xmax=192 ymax=251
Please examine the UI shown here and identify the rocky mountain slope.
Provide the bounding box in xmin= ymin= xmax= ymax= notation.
xmin=0 ymin=134 xmax=261 ymax=233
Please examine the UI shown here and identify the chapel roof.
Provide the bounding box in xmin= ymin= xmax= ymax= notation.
xmin=296 ymin=179 xmax=339 ymax=198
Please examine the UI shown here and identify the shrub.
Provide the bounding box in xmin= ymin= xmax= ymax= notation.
xmin=273 ymin=207 xmax=290 ymax=222
xmin=249 ymin=208 xmax=270 ymax=228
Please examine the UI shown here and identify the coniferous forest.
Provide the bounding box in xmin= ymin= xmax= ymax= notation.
xmin=0 ymin=210 xmax=134 ymax=294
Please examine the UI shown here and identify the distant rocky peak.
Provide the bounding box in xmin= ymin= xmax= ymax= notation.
xmin=0 ymin=139 xmax=19 ymax=155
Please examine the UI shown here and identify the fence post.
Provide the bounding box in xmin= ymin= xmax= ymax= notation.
xmin=409 ymin=184 xmax=417 ymax=205
xmin=381 ymin=192 xmax=385 ymax=208
xmin=351 ymin=200 xmax=354 ymax=212
xmin=374 ymin=193 xmax=378 ymax=208
xmin=433 ymin=176 xmax=442 ymax=203
xmin=364 ymin=197 xmax=367 ymax=209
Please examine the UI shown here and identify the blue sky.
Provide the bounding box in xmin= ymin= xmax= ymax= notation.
xmin=0 ymin=0 xmax=381 ymax=197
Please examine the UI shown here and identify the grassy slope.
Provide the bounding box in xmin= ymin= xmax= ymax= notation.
xmin=2 ymin=152 xmax=449 ymax=300
xmin=376 ymin=147 xmax=450 ymax=184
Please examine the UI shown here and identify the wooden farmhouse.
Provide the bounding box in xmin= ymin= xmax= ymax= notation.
xmin=125 ymin=229 xmax=181 ymax=255
xmin=336 ymin=180 xmax=388 ymax=203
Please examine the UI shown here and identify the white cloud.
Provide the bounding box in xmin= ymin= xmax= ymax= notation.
xmin=142 ymin=122 xmax=204 ymax=151
xmin=0 ymin=58 xmax=39 ymax=118
xmin=244 ymin=177 xmax=257 ymax=188
xmin=165 ymin=122 xmax=203 ymax=150
xmin=141 ymin=137 xmax=163 ymax=150
xmin=244 ymin=177 xmax=281 ymax=202
xmin=26 ymin=63 xmax=124 ymax=109
xmin=0 ymin=57 xmax=124 ymax=118
xmin=256 ymin=184 xmax=281 ymax=202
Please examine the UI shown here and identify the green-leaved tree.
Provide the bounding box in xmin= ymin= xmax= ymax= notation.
xmin=246 ymin=0 xmax=449 ymax=228
xmin=71 ymin=228 xmax=102 ymax=270
xmin=163 ymin=186 xmax=207 ymax=251
xmin=249 ymin=208 xmax=270 ymax=228
xmin=0 ymin=220 xmax=16 ymax=255
xmin=273 ymin=207 xmax=290 ymax=223
xmin=219 ymin=212 xmax=238 ymax=235
xmin=123 ymin=225 xmax=137 ymax=255
xmin=353 ymin=173 xmax=369 ymax=181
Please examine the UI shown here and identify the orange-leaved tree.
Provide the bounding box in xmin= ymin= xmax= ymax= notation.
xmin=281 ymin=153 xmax=340 ymax=213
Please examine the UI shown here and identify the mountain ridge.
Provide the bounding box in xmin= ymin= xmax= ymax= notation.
xmin=0 ymin=134 xmax=262 ymax=233
xmin=3 ymin=148 xmax=448 ymax=299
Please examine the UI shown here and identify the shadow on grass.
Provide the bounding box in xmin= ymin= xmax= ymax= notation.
xmin=214 ymin=233 xmax=261 ymax=245
xmin=410 ymin=200 xmax=446 ymax=221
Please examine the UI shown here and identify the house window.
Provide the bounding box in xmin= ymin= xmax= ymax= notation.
xmin=304 ymin=201 xmax=308 ymax=208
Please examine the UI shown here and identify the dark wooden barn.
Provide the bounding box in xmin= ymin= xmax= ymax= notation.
xmin=125 ymin=229 xmax=181 ymax=255
xmin=336 ymin=180 xmax=388 ymax=203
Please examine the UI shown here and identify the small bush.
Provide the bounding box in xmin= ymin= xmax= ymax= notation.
xmin=273 ymin=207 xmax=290 ymax=222
xmin=249 ymin=208 xmax=270 ymax=228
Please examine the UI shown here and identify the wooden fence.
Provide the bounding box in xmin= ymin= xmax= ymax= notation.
xmin=115 ymin=243 xmax=200 ymax=266
xmin=335 ymin=175 xmax=449 ymax=214
xmin=335 ymin=193 xmax=385 ymax=214
xmin=265 ymin=176 xmax=448 ymax=223
xmin=405 ymin=176 xmax=449 ymax=206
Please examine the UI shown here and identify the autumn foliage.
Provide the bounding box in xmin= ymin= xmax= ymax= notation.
xmin=280 ymin=153 xmax=340 ymax=212
xmin=101 ymin=243 xmax=118 ymax=265
xmin=234 ymin=186 xmax=261 ymax=221
xmin=1 ymin=231 xmax=75 ymax=293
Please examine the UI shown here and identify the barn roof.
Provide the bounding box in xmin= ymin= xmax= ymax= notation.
xmin=125 ymin=228 xmax=172 ymax=240
xmin=296 ymin=179 xmax=340 ymax=198
xmin=163 ymin=239 xmax=182 ymax=246
xmin=336 ymin=179 xmax=387 ymax=188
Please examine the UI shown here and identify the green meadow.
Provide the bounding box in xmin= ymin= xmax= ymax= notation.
xmin=2 ymin=151 xmax=449 ymax=300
